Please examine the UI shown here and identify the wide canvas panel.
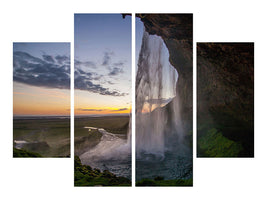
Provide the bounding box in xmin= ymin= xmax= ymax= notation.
xmin=135 ymin=14 xmax=193 ymax=186
xmin=13 ymin=42 xmax=71 ymax=158
xmin=197 ymin=43 xmax=254 ymax=157
xmin=74 ymin=14 xmax=132 ymax=186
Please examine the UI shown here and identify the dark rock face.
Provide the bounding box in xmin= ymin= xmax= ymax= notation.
xmin=136 ymin=14 xmax=192 ymax=40
xmin=197 ymin=43 xmax=254 ymax=157
xmin=136 ymin=14 xmax=193 ymax=131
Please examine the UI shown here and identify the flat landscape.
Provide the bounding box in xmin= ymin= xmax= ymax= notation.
xmin=13 ymin=116 xmax=70 ymax=157
xmin=74 ymin=115 xmax=131 ymax=186
xmin=74 ymin=115 xmax=129 ymax=156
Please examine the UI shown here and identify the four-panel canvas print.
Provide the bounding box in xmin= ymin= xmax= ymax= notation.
xmin=12 ymin=14 xmax=254 ymax=187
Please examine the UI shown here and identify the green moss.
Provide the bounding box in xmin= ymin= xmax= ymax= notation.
xmin=198 ymin=128 xmax=243 ymax=157
xmin=74 ymin=156 xmax=131 ymax=186
xmin=136 ymin=178 xmax=193 ymax=186
xmin=13 ymin=148 xmax=42 ymax=157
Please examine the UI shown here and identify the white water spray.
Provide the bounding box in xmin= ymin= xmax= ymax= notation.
xmin=80 ymin=128 xmax=130 ymax=161
xmin=80 ymin=127 xmax=131 ymax=178
xmin=136 ymin=30 xmax=183 ymax=159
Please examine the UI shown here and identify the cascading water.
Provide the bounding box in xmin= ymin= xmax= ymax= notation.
xmin=136 ymin=29 xmax=192 ymax=181
xmin=136 ymin=30 xmax=179 ymax=158
xmin=80 ymin=127 xmax=131 ymax=179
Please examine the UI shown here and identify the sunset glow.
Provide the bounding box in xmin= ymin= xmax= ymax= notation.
xmin=13 ymin=82 xmax=70 ymax=116
xmin=13 ymin=42 xmax=70 ymax=116
xmin=74 ymin=14 xmax=131 ymax=116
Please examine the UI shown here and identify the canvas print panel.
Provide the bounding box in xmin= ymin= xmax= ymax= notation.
xmin=13 ymin=42 xmax=70 ymax=158
xmin=74 ymin=14 xmax=132 ymax=186
xmin=197 ymin=43 xmax=254 ymax=157
xmin=135 ymin=14 xmax=193 ymax=186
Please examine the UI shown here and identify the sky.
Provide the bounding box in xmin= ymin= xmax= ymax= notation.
xmin=136 ymin=17 xmax=144 ymax=69
xmin=74 ymin=14 xmax=132 ymax=115
xmin=13 ymin=42 xmax=70 ymax=116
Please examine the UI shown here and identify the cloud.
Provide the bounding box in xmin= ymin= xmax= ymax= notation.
xmin=42 ymin=55 xmax=55 ymax=63
xmin=78 ymin=108 xmax=105 ymax=112
xmin=13 ymin=51 xmax=70 ymax=89
xmin=111 ymin=108 xmax=128 ymax=112
xmin=102 ymin=51 xmax=113 ymax=66
xmin=75 ymin=68 xmax=102 ymax=81
xmin=55 ymin=55 xmax=69 ymax=65
xmin=106 ymin=59 xmax=126 ymax=76
xmin=74 ymin=51 xmax=128 ymax=97
xmin=77 ymin=107 xmax=129 ymax=112
xmin=108 ymin=67 xmax=124 ymax=76
xmin=74 ymin=61 xmax=128 ymax=96
xmin=113 ymin=62 xmax=124 ymax=67
xmin=75 ymin=59 xmax=96 ymax=68
xmin=107 ymin=81 xmax=115 ymax=85
xmin=75 ymin=75 xmax=128 ymax=96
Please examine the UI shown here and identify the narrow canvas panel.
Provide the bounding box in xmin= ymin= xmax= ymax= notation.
xmin=135 ymin=14 xmax=193 ymax=186
xmin=74 ymin=14 xmax=132 ymax=186
xmin=13 ymin=42 xmax=71 ymax=158
xmin=197 ymin=43 xmax=254 ymax=157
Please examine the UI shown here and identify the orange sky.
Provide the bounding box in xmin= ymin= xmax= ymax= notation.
xmin=13 ymin=82 xmax=70 ymax=116
xmin=74 ymin=89 xmax=131 ymax=115
xmin=74 ymin=107 xmax=131 ymax=115
xmin=13 ymin=82 xmax=131 ymax=116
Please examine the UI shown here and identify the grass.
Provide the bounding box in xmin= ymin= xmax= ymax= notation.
xmin=13 ymin=117 xmax=70 ymax=157
xmin=74 ymin=156 xmax=131 ymax=186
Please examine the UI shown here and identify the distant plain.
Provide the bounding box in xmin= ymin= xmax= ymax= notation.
xmin=13 ymin=117 xmax=70 ymax=157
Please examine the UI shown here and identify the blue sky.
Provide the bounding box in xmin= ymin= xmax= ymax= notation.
xmin=136 ymin=17 xmax=144 ymax=67
xmin=75 ymin=14 xmax=131 ymax=63
xmin=13 ymin=42 xmax=71 ymax=115
xmin=13 ymin=43 xmax=70 ymax=60
xmin=74 ymin=14 xmax=132 ymax=115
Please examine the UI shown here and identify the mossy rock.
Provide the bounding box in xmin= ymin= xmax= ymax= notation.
xmin=198 ymin=128 xmax=243 ymax=157
xmin=74 ymin=156 xmax=131 ymax=186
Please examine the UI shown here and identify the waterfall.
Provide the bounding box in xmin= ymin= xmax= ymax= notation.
xmin=136 ymin=30 xmax=182 ymax=159
xmin=80 ymin=127 xmax=131 ymax=179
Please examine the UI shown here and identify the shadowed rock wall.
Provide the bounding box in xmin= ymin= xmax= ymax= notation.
xmin=197 ymin=43 xmax=254 ymax=157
